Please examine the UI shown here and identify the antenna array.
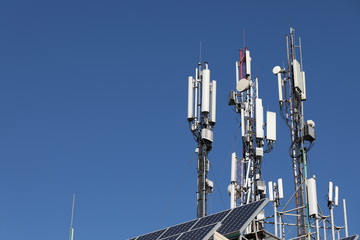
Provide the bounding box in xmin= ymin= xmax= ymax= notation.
xmin=272 ymin=28 xmax=315 ymax=239
xmin=228 ymin=48 xmax=276 ymax=208
xmin=187 ymin=62 xmax=217 ymax=218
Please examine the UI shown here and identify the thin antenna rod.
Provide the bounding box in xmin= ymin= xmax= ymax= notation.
xmin=69 ymin=194 xmax=76 ymax=240
xmin=71 ymin=194 xmax=76 ymax=227
xmin=243 ymin=28 xmax=246 ymax=49
xmin=199 ymin=41 xmax=202 ymax=64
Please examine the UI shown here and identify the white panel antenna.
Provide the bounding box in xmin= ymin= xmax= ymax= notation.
xmin=277 ymin=178 xmax=284 ymax=199
xmin=328 ymin=181 xmax=333 ymax=203
xmin=231 ymin=152 xmax=237 ymax=182
xmin=268 ymin=181 xmax=274 ymax=201
xmin=256 ymin=98 xmax=264 ymax=139
xmin=301 ymin=71 xmax=307 ymax=100
xmin=245 ymin=50 xmax=251 ymax=76
xmin=201 ymin=68 xmax=210 ymax=113
xmin=334 ymin=186 xmax=339 ymax=206
xmin=266 ymin=111 xmax=276 ymax=141
xmin=306 ymin=178 xmax=318 ymax=217
xmin=210 ymin=81 xmax=217 ymax=124
xmin=187 ymin=76 xmax=194 ymax=120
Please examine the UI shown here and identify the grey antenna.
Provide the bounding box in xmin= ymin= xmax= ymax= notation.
xmin=69 ymin=194 xmax=76 ymax=240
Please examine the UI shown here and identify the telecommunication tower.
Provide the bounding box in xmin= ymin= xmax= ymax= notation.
xmin=272 ymin=28 xmax=316 ymax=239
xmin=228 ymin=48 xmax=276 ymax=208
xmin=187 ymin=62 xmax=217 ymax=218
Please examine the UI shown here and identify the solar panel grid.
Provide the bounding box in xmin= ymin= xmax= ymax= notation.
xmin=218 ymin=200 xmax=264 ymax=235
xmin=128 ymin=199 xmax=268 ymax=240
xmin=159 ymin=220 xmax=198 ymax=239
xmin=178 ymin=223 xmax=217 ymax=240
xmin=339 ymin=235 xmax=359 ymax=240
xmin=136 ymin=229 xmax=166 ymax=240
xmin=191 ymin=209 xmax=231 ymax=229
xmin=160 ymin=235 xmax=180 ymax=240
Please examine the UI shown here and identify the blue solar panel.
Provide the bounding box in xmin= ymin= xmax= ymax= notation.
xmin=178 ymin=223 xmax=218 ymax=240
xmin=191 ymin=209 xmax=231 ymax=229
xmin=136 ymin=229 xmax=167 ymax=240
xmin=161 ymin=235 xmax=180 ymax=240
xmin=160 ymin=220 xmax=197 ymax=239
xmin=218 ymin=199 xmax=266 ymax=235
xmin=128 ymin=199 xmax=268 ymax=240
xmin=339 ymin=235 xmax=359 ymax=240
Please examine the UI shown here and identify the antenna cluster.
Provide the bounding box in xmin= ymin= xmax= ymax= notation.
xmin=183 ymin=29 xmax=356 ymax=240
xmin=187 ymin=62 xmax=217 ymax=218
xmin=266 ymin=28 xmax=351 ymax=240
xmin=228 ymin=48 xmax=276 ymax=209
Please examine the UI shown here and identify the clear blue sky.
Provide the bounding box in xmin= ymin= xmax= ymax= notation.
xmin=0 ymin=1 xmax=359 ymax=239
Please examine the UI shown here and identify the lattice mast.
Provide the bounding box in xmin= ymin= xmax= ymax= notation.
xmin=273 ymin=28 xmax=315 ymax=239
xmin=228 ymin=48 xmax=276 ymax=208
xmin=187 ymin=62 xmax=217 ymax=218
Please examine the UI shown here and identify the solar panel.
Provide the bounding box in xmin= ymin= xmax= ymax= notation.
xmin=128 ymin=199 xmax=268 ymax=240
xmin=178 ymin=223 xmax=219 ymax=240
xmin=161 ymin=235 xmax=180 ymax=240
xmin=136 ymin=229 xmax=167 ymax=240
xmin=339 ymin=235 xmax=359 ymax=240
xmin=191 ymin=209 xmax=231 ymax=229
xmin=160 ymin=220 xmax=198 ymax=239
xmin=218 ymin=199 xmax=268 ymax=235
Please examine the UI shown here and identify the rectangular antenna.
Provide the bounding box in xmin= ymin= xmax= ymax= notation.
xmin=245 ymin=50 xmax=251 ymax=76
xmin=231 ymin=152 xmax=237 ymax=182
xmin=241 ymin=108 xmax=245 ymax=137
xmin=201 ymin=68 xmax=210 ymax=113
xmin=210 ymin=80 xmax=217 ymax=124
xmin=187 ymin=76 xmax=194 ymax=120
xmin=277 ymin=178 xmax=284 ymax=199
xmin=277 ymin=73 xmax=283 ymax=101
xmin=266 ymin=111 xmax=276 ymax=141
xmin=328 ymin=181 xmax=333 ymax=203
xmin=306 ymin=178 xmax=318 ymax=217
xmin=268 ymin=181 xmax=274 ymax=201
xmin=334 ymin=186 xmax=339 ymax=206
xmin=256 ymin=98 xmax=264 ymax=138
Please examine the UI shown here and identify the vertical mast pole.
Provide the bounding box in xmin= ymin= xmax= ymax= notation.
xmin=188 ymin=62 xmax=216 ymax=218
xmin=274 ymin=28 xmax=315 ymax=240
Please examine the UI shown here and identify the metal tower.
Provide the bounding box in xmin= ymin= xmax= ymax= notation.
xmin=273 ymin=28 xmax=316 ymax=239
xmin=187 ymin=62 xmax=217 ymax=218
xmin=228 ymin=48 xmax=276 ymax=208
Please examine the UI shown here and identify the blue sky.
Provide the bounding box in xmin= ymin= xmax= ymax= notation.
xmin=0 ymin=1 xmax=359 ymax=239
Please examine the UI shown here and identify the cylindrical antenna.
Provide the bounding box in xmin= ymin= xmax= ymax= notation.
xmin=210 ymin=80 xmax=217 ymax=124
xmin=201 ymin=68 xmax=210 ymax=113
xmin=187 ymin=76 xmax=194 ymax=120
